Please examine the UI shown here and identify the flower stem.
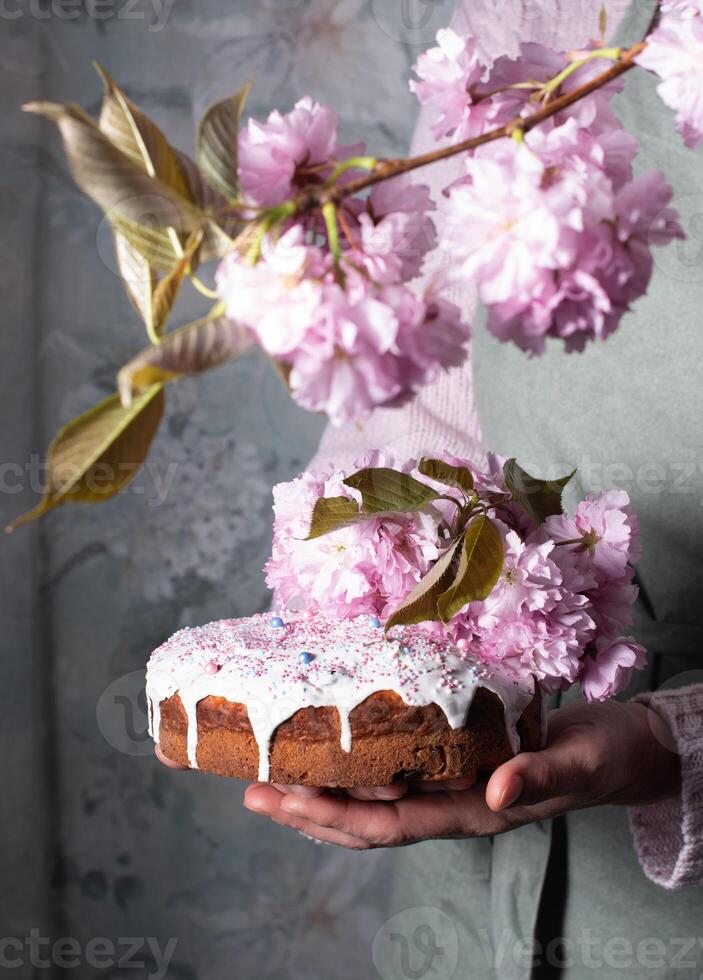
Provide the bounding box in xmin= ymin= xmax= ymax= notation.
xmin=319 ymin=42 xmax=646 ymax=204
xmin=246 ymin=200 xmax=298 ymax=265
xmin=190 ymin=275 xmax=218 ymax=300
xmin=322 ymin=201 xmax=342 ymax=263
xmin=326 ymin=155 xmax=378 ymax=185
xmin=540 ymin=46 xmax=622 ymax=101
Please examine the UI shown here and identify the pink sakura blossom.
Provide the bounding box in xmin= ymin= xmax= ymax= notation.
xmin=478 ymin=42 xmax=630 ymax=136
xmin=265 ymin=455 xmax=440 ymax=617
xmin=546 ymin=489 xmax=640 ymax=582
xmin=355 ymin=176 xmax=437 ymax=283
xmin=238 ymin=96 xmax=340 ymax=207
xmin=442 ymin=121 xmax=681 ymax=353
xmin=411 ymin=35 xmax=630 ymax=145
xmin=409 ymin=28 xmax=492 ymax=141
xmin=637 ymin=1 xmax=703 ymax=149
xmin=216 ymin=226 xmax=468 ymax=426
xmin=442 ymin=140 xmax=575 ymax=308
xmin=467 ymin=528 xmax=596 ymax=690
xmin=586 ymin=574 xmax=639 ymax=638
xmin=580 ymin=637 xmax=647 ymax=702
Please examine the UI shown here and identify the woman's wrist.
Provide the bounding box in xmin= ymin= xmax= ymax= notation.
xmin=626 ymin=700 xmax=681 ymax=806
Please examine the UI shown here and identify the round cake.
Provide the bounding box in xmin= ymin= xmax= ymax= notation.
xmin=146 ymin=613 xmax=544 ymax=787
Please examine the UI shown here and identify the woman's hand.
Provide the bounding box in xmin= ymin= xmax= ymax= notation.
xmin=237 ymin=700 xmax=681 ymax=850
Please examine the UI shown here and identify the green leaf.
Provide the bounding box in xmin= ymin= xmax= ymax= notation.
xmin=343 ymin=467 xmax=438 ymax=514
xmin=384 ymin=539 xmax=463 ymax=631
xmin=305 ymin=496 xmax=363 ymax=540
xmin=305 ymin=467 xmax=440 ymax=540
xmin=418 ymin=457 xmax=474 ymax=493
xmin=24 ymin=101 xmax=203 ymax=233
xmin=197 ymin=83 xmax=251 ymax=201
xmin=6 ymin=386 xmax=164 ymax=531
xmin=117 ymin=303 xmax=251 ymax=404
xmin=503 ymin=458 xmax=575 ymax=525
xmin=436 ymin=516 xmax=504 ymax=621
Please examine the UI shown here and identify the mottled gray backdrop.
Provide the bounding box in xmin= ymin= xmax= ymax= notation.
xmin=0 ymin=2 xmax=464 ymax=978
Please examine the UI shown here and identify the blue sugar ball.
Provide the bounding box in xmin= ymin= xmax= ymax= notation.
xmin=298 ymin=651 xmax=314 ymax=665
xmin=369 ymin=616 xmax=382 ymax=629
xmin=270 ymin=616 xmax=285 ymax=628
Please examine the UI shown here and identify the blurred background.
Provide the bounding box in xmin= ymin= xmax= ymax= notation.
xmin=0 ymin=1 xmax=459 ymax=977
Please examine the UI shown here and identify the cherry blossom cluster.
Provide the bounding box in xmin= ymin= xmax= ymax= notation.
xmin=266 ymin=452 xmax=442 ymax=617
xmin=213 ymin=18 xmax=701 ymax=425
xmin=414 ymin=30 xmax=684 ymax=353
xmin=636 ymin=0 xmax=703 ymax=149
xmin=216 ymin=99 xmax=467 ymax=426
xmin=265 ymin=452 xmax=645 ymax=702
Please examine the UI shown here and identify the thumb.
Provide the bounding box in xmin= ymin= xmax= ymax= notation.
xmin=485 ymin=728 xmax=601 ymax=812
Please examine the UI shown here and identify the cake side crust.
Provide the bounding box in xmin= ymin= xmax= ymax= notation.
xmin=157 ymin=687 xmax=542 ymax=786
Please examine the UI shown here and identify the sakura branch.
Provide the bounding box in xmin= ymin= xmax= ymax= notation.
xmin=8 ymin=2 xmax=702 ymax=530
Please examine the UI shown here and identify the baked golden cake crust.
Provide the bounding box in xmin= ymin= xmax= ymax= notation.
xmin=157 ymin=687 xmax=542 ymax=786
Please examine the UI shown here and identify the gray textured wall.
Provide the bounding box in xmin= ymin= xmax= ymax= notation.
xmin=0 ymin=2 xmax=457 ymax=978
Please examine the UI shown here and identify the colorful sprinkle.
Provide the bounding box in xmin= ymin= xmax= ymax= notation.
xmin=456 ymin=638 xmax=469 ymax=651
xmin=270 ymin=616 xmax=285 ymax=629
xmin=204 ymin=660 xmax=220 ymax=675
xmin=298 ymin=651 xmax=314 ymax=664
xmin=369 ymin=616 xmax=382 ymax=629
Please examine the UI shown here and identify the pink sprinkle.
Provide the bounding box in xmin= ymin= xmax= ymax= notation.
xmin=456 ymin=638 xmax=469 ymax=651
xmin=204 ymin=660 xmax=220 ymax=675
xmin=300 ymin=609 xmax=314 ymax=621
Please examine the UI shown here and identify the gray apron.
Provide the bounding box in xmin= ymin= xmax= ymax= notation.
xmin=375 ymin=3 xmax=703 ymax=977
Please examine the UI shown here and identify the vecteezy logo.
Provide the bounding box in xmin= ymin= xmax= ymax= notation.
xmin=372 ymin=906 xmax=459 ymax=980
xmin=96 ymin=669 xmax=153 ymax=757
xmin=371 ymin=0 xmax=452 ymax=46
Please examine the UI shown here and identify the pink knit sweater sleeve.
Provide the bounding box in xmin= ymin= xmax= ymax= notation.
xmin=628 ymin=686 xmax=703 ymax=889
xmin=307 ymin=0 xmax=703 ymax=889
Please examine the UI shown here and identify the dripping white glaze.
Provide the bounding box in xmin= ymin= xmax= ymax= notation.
xmin=145 ymin=613 xmax=538 ymax=781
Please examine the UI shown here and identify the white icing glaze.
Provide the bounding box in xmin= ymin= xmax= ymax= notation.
xmin=146 ymin=613 xmax=537 ymax=781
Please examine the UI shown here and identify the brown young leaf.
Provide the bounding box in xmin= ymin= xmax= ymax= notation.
xmin=417 ymin=457 xmax=474 ymax=493
xmin=24 ymin=102 xmax=203 ymax=233
xmin=343 ymin=467 xmax=439 ymax=514
xmin=95 ymin=63 xmax=193 ymax=200
xmin=437 ymin=516 xmax=504 ymax=622
xmin=6 ymin=386 xmax=164 ymax=532
xmin=117 ymin=304 xmax=251 ymax=404
xmin=503 ymin=458 xmax=575 ymax=525
xmin=111 ymin=213 xmax=182 ymax=272
xmin=197 ymin=83 xmax=251 ymax=201
xmin=175 ymin=151 xmax=237 ymax=261
xmin=384 ymin=538 xmax=462 ymax=631
xmin=114 ymin=231 xmax=158 ymax=325
xmin=113 ymin=230 xmax=202 ymax=340
xmin=151 ymin=230 xmax=203 ymax=338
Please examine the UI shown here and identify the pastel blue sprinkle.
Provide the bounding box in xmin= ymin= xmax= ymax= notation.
xmin=298 ymin=651 xmax=313 ymax=664
xmin=270 ymin=616 xmax=285 ymax=628
xmin=369 ymin=616 xmax=382 ymax=629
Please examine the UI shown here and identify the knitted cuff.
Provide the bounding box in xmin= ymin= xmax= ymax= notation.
xmin=627 ymin=685 xmax=703 ymax=889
